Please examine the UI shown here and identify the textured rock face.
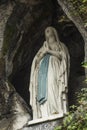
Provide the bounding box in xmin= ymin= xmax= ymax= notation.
xmin=0 ymin=3 xmax=13 ymax=57
xmin=0 ymin=0 xmax=86 ymax=129
xmin=0 ymin=80 xmax=31 ymax=130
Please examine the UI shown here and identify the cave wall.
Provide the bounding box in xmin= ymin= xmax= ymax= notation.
xmin=0 ymin=3 xmax=13 ymax=57
xmin=1 ymin=0 xmax=85 ymax=107
xmin=4 ymin=0 xmax=54 ymax=105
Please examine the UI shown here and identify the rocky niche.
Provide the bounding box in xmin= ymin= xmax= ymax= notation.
xmin=0 ymin=0 xmax=86 ymax=130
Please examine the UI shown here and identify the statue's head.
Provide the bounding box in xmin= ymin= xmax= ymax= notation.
xmin=45 ymin=27 xmax=59 ymax=44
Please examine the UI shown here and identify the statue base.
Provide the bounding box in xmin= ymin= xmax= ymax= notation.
xmin=22 ymin=113 xmax=63 ymax=130
xmin=28 ymin=113 xmax=63 ymax=125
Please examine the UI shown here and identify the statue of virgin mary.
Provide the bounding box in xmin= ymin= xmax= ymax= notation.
xmin=29 ymin=27 xmax=70 ymax=120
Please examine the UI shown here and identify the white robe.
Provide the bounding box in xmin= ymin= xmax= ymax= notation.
xmin=29 ymin=42 xmax=70 ymax=120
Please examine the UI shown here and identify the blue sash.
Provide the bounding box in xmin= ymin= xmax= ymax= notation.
xmin=37 ymin=53 xmax=50 ymax=104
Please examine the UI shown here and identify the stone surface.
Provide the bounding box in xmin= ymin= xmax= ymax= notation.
xmin=0 ymin=3 xmax=13 ymax=57
xmin=0 ymin=79 xmax=31 ymax=130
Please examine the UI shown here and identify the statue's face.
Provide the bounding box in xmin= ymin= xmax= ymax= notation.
xmin=45 ymin=28 xmax=56 ymax=44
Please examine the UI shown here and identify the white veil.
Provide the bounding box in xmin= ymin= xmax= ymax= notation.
xmin=44 ymin=26 xmax=62 ymax=50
